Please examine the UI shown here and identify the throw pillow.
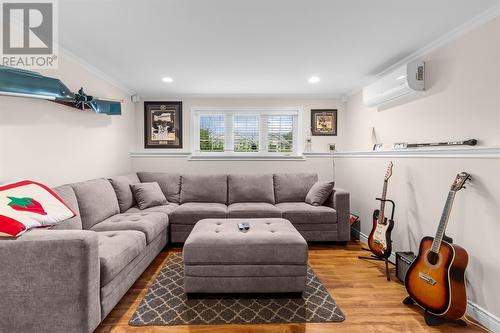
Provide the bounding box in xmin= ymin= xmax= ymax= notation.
xmin=0 ymin=180 xmax=76 ymax=237
xmin=109 ymin=174 xmax=140 ymax=212
xmin=130 ymin=182 xmax=168 ymax=210
xmin=305 ymin=181 xmax=334 ymax=206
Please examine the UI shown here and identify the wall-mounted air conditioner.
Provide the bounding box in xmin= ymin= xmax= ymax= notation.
xmin=362 ymin=61 xmax=425 ymax=108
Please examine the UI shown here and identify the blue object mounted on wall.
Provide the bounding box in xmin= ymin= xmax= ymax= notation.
xmin=0 ymin=65 xmax=122 ymax=115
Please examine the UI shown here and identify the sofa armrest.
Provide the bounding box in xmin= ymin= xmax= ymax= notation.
xmin=0 ymin=229 xmax=101 ymax=333
xmin=326 ymin=187 xmax=350 ymax=241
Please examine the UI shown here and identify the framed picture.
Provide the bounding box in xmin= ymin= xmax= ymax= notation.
xmin=311 ymin=109 xmax=337 ymax=136
xmin=144 ymin=101 xmax=182 ymax=149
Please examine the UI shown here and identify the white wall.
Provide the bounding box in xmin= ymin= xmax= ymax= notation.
xmin=131 ymin=97 xmax=344 ymax=178
xmin=339 ymin=17 xmax=500 ymax=319
xmin=0 ymin=55 xmax=135 ymax=186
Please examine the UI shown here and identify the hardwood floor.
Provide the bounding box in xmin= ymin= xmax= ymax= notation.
xmin=96 ymin=241 xmax=486 ymax=333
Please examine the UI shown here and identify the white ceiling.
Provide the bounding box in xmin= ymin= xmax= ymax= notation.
xmin=59 ymin=0 xmax=499 ymax=97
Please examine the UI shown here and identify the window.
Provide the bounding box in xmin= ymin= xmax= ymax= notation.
xmin=199 ymin=115 xmax=225 ymax=152
xmin=234 ymin=115 xmax=259 ymax=152
xmin=193 ymin=108 xmax=301 ymax=155
xmin=267 ymin=115 xmax=293 ymax=153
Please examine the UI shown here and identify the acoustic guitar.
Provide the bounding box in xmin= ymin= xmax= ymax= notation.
xmin=368 ymin=161 xmax=394 ymax=258
xmin=404 ymin=172 xmax=470 ymax=320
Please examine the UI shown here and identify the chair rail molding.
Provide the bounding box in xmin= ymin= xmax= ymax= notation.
xmin=131 ymin=147 xmax=499 ymax=159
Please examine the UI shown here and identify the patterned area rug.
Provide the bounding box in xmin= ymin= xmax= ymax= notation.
xmin=129 ymin=254 xmax=345 ymax=326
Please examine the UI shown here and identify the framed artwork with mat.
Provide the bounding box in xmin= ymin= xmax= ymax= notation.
xmin=144 ymin=101 xmax=183 ymax=148
xmin=311 ymin=109 xmax=337 ymax=136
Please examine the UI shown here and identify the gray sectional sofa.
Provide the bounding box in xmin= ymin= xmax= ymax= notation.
xmin=137 ymin=172 xmax=350 ymax=243
xmin=0 ymin=172 xmax=349 ymax=333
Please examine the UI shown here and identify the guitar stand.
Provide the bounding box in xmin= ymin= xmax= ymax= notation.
xmin=358 ymin=198 xmax=395 ymax=281
xmin=402 ymin=297 xmax=466 ymax=326
xmin=403 ymin=235 xmax=466 ymax=327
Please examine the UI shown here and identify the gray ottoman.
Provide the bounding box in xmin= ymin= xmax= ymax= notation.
xmin=183 ymin=218 xmax=308 ymax=294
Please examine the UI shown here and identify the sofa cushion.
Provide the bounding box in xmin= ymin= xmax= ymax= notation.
xmin=305 ymin=181 xmax=334 ymax=206
xmin=125 ymin=203 xmax=178 ymax=215
xmin=90 ymin=212 xmax=167 ymax=244
xmin=108 ymin=173 xmax=140 ymax=213
xmin=228 ymin=174 xmax=275 ymax=204
xmin=96 ymin=230 xmax=146 ymax=286
xmin=170 ymin=203 xmax=227 ymax=225
xmin=227 ymin=203 xmax=281 ymax=218
xmin=276 ymin=202 xmax=337 ymax=224
xmin=71 ymin=179 xmax=120 ymax=229
xmin=52 ymin=185 xmax=82 ymax=230
xmin=136 ymin=172 xmax=181 ymax=203
xmin=273 ymin=173 xmax=318 ymax=203
xmin=130 ymin=182 xmax=167 ymax=209
xmin=180 ymin=175 xmax=227 ymax=204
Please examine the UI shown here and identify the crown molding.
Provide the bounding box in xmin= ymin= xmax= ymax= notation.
xmin=137 ymin=93 xmax=342 ymax=100
xmin=346 ymin=4 xmax=500 ymax=97
xmin=59 ymin=47 xmax=136 ymax=96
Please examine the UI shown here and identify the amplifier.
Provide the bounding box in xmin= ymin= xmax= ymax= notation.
xmin=396 ymin=251 xmax=416 ymax=282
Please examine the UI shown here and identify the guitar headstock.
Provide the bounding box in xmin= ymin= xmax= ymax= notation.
xmin=450 ymin=172 xmax=471 ymax=192
xmin=384 ymin=161 xmax=394 ymax=181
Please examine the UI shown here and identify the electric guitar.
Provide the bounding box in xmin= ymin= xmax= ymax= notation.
xmin=368 ymin=161 xmax=394 ymax=258
xmin=404 ymin=172 xmax=470 ymax=320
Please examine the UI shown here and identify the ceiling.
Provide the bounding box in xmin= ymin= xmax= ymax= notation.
xmin=59 ymin=0 xmax=499 ymax=97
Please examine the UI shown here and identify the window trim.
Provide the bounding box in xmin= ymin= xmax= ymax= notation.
xmin=191 ymin=107 xmax=303 ymax=156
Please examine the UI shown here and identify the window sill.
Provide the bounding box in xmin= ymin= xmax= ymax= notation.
xmin=188 ymin=153 xmax=305 ymax=161
xmin=129 ymin=151 xmax=306 ymax=160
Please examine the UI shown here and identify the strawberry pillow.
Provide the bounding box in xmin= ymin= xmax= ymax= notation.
xmin=0 ymin=180 xmax=76 ymax=237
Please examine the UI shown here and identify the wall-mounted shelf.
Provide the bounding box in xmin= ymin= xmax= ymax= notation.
xmin=130 ymin=147 xmax=500 ymax=160
xmin=304 ymin=147 xmax=500 ymax=159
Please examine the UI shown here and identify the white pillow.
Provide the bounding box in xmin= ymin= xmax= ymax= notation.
xmin=0 ymin=180 xmax=76 ymax=237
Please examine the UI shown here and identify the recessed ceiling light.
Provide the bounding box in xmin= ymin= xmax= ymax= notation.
xmin=162 ymin=77 xmax=174 ymax=83
xmin=308 ymin=76 xmax=320 ymax=84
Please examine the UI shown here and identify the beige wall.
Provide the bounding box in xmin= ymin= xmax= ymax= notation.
xmin=0 ymin=55 xmax=135 ymax=186
xmin=340 ymin=18 xmax=500 ymax=318
xmin=132 ymin=97 xmax=344 ymax=177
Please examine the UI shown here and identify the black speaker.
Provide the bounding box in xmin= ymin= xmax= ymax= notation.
xmin=396 ymin=252 xmax=416 ymax=282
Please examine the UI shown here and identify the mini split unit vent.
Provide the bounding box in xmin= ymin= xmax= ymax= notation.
xmin=363 ymin=61 xmax=425 ymax=108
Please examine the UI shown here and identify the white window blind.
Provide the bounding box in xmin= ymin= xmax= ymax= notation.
xmin=234 ymin=115 xmax=259 ymax=152
xmin=199 ymin=115 xmax=225 ymax=152
xmin=267 ymin=115 xmax=294 ymax=153
xmin=193 ymin=108 xmax=301 ymax=155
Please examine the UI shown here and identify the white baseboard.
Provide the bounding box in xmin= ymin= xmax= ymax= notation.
xmin=467 ymin=302 xmax=500 ymax=333
xmin=352 ymin=226 xmax=499 ymax=332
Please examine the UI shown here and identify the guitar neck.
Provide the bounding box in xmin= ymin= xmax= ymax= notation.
xmin=379 ymin=180 xmax=388 ymax=219
xmin=431 ymin=190 xmax=456 ymax=252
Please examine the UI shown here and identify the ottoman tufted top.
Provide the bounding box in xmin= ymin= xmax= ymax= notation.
xmin=183 ymin=218 xmax=308 ymax=265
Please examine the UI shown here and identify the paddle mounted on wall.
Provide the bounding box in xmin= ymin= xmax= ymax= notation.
xmin=0 ymin=65 xmax=122 ymax=115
